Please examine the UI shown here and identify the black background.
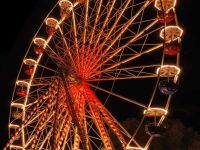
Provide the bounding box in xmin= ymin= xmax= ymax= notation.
xmin=0 ymin=0 xmax=199 ymax=148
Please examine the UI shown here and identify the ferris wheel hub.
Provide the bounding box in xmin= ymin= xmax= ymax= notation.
xmin=60 ymin=67 xmax=82 ymax=84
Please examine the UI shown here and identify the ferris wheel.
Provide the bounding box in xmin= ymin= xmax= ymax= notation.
xmin=5 ymin=0 xmax=183 ymax=149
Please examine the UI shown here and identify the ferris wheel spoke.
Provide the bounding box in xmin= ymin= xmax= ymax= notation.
xmin=92 ymin=0 xmax=116 ymax=50
xmin=86 ymin=117 xmax=102 ymax=141
xmin=89 ymin=75 xmax=158 ymax=81
xmin=88 ymin=0 xmax=103 ymax=46
xmin=88 ymin=64 xmax=159 ymax=81
xmin=90 ymin=19 xmax=159 ymax=74
xmin=50 ymin=37 xmax=67 ymax=59
xmin=26 ymin=76 xmax=58 ymax=86
xmin=72 ymin=7 xmax=80 ymax=67
xmin=90 ymin=44 xmax=162 ymax=78
xmin=88 ymin=0 xmax=153 ymax=72
xmin=133 ymin=26 xmax=163 ymax=44
xmin=79 ymin=0 xmax=89 ymax=69
xmin=85 ymin=0 xmax=132 ymax=71
xmin=57 ymin=26 xmax=77 ymax=68
xmin=84 ymin=110 xmax=102 ymax=139
xmin=89 ymin=0 xmax=133 ymax=58
xmin=88 ymin=101 xmax=114 ymax=149
xmin=88 ymin=83 xmax=147 ymax=108
xmin=83 ymin=0 xmax=103 ymax=72
xmin=37 ymin=64 xmax=58 ymax=73
xmin=58 ymin=25 xmax=77 ymax=69
xmin=6 ymin=91 xmax=53 ymax=148
xmin=45 ymin=44 xmax=67 ymax=67
xmin=82 ymin=0 xmax=89 ymax=47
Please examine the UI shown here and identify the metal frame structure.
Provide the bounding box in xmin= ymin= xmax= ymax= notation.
xmin=5 ymin=0 xmax=183 ymax=149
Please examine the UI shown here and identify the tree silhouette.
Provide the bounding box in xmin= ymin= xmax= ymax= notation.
xmin=150 ymin=119 xmax=200 ymax=150
xmin=109 ymin=118 xmax=200 ymax=149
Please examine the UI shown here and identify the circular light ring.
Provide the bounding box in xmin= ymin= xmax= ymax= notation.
xmin=160 ymin=26 xmax=183 ymax=41
xmin=143 ymin=107 xmax=168 ymax=117
xmin=155 ymin=0 xmax=176 ymax=11
xmin=156 ymin=65 xmax=180 ymax=77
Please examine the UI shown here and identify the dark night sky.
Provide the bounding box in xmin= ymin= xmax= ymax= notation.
xmin=0 ymin=0 xmax=199 ymax=148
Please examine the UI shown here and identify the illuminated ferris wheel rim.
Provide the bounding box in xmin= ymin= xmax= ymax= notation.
xmin=7 ymin=0 xmax=183 ymax=149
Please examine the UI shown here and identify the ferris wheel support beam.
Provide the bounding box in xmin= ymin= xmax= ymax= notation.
xmin=84 ymin=83 xmax=141 ymax=148
xmin=88 ymin=0 xmax=153 ymax=72
xmin=60 ymin=72 xmax=90 ymax=150
xmin=95 ymin=102 xmax=127 ymax=148
xmin=56 ymin=116 xmax=72 ymax=150
xmin=88 ymin=102 xmax=114 ymax=150
xmin=72 ymin=127 xmax=81 ymax=150
xmin=97 ymin=99 xmax=141 ymax=148
xmin=54 ymin=111 xmax=69 ymax=147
